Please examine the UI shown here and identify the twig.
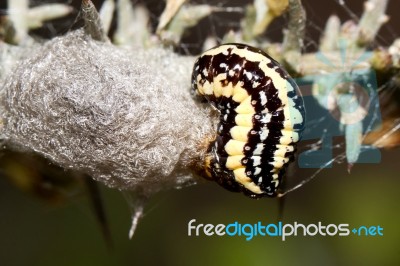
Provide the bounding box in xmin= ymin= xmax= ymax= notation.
xmin=82 ymin=0 xmax=109 ymax=42
xmin=282 ymin=0 xmax=305 ymax=53
xmin=282 ymin=0 xmax=306 ymax=72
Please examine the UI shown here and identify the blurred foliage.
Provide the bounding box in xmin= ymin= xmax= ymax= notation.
xmin=0 ymin=150 xmax=82 ymax=204
xmin=1 ymin=148 xmax=400 ymax=265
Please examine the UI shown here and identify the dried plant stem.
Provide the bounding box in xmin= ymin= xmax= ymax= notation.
xmin=82 ymin=0 xmax=109 ymax=42
xmin=282 ymin=0 xmax=306 ymax=72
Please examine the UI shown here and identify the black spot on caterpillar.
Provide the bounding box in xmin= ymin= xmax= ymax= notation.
xmin=191 ymin=43 xmax=305 ymax=198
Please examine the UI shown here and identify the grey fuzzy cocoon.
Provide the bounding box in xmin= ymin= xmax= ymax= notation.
xmin=0 ymin=30 xmax=214 ymax=193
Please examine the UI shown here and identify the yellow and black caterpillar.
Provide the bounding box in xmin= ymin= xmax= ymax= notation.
xmin=192 ymin=43 xmax=305 ymax=198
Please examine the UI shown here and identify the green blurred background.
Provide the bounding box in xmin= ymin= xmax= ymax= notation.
xmin=1 ymin=0 xmax=400 ymax=265
xmin=1 ymin=148 xmax=399 ymax=265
